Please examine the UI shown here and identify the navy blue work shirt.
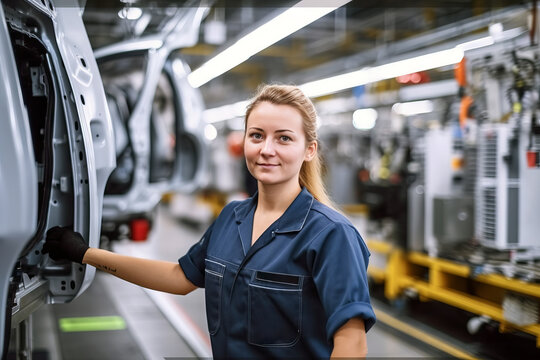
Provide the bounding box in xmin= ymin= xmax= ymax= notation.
xmin=179 ymin=188 xmax=376 ymax=358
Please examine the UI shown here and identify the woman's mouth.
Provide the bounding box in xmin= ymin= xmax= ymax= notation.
xmin=257 ymin=163 xmax=278 ymax=169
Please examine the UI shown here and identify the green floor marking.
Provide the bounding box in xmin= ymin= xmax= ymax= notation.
xmin=59 ymin=316 xmax=126 ymax=332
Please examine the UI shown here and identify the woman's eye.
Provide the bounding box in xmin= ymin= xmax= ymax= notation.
xmin=250 ymin=133 xmax=262 ymax=140
xmin=280 ymin=135 xmax=291 ymax=142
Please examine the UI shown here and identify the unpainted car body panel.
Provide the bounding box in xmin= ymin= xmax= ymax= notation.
xmin=96 ymin=6 xmax=210 ymax=222
xmin=0 ymin=3 xmax=39 ymax=354
xmin=0 ymin=0 xmax=115 ymax=356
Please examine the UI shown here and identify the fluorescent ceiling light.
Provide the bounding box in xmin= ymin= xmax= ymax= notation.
xmin=188 ymin=0 xmax=351 ymax=88
xmin=456 ymin=36 xmax=494 ymax=51
xmin=299 ymin=27 xmax=525 ymax=98
xmin=118 ymin=7 xmax=143 ymax=20
xmin=458 ymin=27 xmax=524 ymax=51
xmin=300 ymin=47 xmax=464 ymax=98
xmin=392 ymin=100 xmax=434 ymax=116
xmin=317 ymin=97 xmax=357 ymax=115
xmin=352 ymin=108 xmax=377 ymax=130
xmin=489 ymin=22 xmax=504 ymax=37
xmin=203 ymin=100 xmax=249 ymax=123
xmin=203 ymin=28 xmax=522 ymax=123
xmin=204 ymin=124 xmax=218 ymax=141
xmin=399 ymin=79 xmax=458 ymax=102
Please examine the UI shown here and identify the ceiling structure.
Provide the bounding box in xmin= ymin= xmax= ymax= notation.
xmin=81 ymin=0 xmax=531 ymax=109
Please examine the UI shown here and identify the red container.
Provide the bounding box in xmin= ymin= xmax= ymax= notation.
xmin=131 ymin=219 xmax=149 ymax=241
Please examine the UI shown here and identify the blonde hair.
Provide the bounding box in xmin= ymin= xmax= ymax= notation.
xmin=245 ymin=84 xmax=334 ymax=208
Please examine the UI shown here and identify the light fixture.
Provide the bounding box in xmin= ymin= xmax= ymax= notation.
xmin=118 ymin=7 xmax=143 ymax=20
xmin=202 ymin=27 xmax=523 ymax=123
xmin=316 ymin=97 xmax=357 ymax=115
xmin=299 ymin=47 xmax=464 ymax=98
xmin=352 ymin=108 xmax=378 ymax=130
xmin=204 ymin=124 xmax=218 ymax=141
xmin=392 ymin=100 xmax=434 ymax=116
xmin=188 ymin=0 xmax=351 ymax=88
xmin=489 ymin=22 xmax=504 ymax=38
xmin=204 ymin=20 xmax=227 ymax=45
xmin=299 ymin=28 xmax=525 ymax=98
xmin=456 ymin=36 xmax=494 ymax=51
xmin=203 ymin=100 xmax=249 ymax=123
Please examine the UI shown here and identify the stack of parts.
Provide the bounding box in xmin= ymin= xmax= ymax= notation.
xmin=502 ymin=292 xmax=540 ymax=326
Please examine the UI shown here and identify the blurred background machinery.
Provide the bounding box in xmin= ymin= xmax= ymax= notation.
xmin=362 ymin=19 xmax=540 ymax=349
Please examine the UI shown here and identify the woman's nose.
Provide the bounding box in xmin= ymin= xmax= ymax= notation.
xmin=260 ymin=138 xmax=276 ymax=155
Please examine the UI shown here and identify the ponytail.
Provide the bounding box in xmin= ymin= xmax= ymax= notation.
xmin=299 ymin=147 xmax=334 ymax=208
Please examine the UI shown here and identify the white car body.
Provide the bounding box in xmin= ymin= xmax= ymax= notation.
xmin=0 ymin=0 xmax=115 ymax=356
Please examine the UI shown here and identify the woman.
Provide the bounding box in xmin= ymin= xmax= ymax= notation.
xmin=44 ymin=84 xmax=376 ymax=358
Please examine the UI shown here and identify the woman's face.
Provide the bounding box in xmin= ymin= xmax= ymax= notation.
xmin=244 ymin=102 xmax=316 ymax=188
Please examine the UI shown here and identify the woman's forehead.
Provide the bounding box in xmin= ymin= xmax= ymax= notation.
xmin=247 ymin=102 xmax=303 ymax=128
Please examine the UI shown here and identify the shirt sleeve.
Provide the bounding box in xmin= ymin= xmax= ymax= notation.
xmin=308 ymin=222 xmax=376 ymax=342
xmin=178 ymin=221 xmax=215 ymax=288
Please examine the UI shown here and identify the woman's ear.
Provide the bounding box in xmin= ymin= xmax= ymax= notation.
xmin=304 ymin=141 xmax=317 ymax=162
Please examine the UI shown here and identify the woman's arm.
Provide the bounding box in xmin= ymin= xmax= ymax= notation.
xmin=83 ymin=248 xmax=197 ymax=295
xmin=43 ymin=226 xmax=198 ymax=295
xmin=331 ymin=317 xmax=367 ymax=358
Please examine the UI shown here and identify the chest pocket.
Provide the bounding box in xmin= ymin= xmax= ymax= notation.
xmin=204 ymin=259 xmax=225 ymax=335
xmin=248 ymin=270 xmax=303 ymax=347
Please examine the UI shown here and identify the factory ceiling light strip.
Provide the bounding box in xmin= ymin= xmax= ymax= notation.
xmin=202 ymin=47 xmax=463 ymax=123
xmin=188 ymin=0 xmax=351 ymax=88
xmin=299 ymin=47 xmax=465 ymax=98
xmin=299 ymin=28 xmax=524 ymax=98
xmin=203 ymin=100 xmax=249 ymax=123
xmin=202 ymin=30 xmax=522 ymax=123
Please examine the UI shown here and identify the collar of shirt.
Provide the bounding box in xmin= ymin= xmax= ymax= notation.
xmin=233 ymin=187 xmax=314 ymax=235
xmin=227 ymin=187 xmax=315 ymax=300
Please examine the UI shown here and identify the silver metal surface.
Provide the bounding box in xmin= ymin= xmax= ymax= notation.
xmin=1 ymin=0 xmax=115 ymax=356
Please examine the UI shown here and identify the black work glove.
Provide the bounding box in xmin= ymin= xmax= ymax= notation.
xmin=42 ymin=226 xmax=89 ymax=264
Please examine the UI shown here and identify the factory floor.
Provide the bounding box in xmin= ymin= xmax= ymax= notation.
xmin=9 ymin=202 xmax=540 ymax=359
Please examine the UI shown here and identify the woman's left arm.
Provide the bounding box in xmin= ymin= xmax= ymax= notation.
xmin=331 ymin=317 xmax=367 ymax=358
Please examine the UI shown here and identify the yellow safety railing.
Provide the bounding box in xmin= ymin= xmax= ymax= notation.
xmin=366 ymin=239 xmax=540 ymax=347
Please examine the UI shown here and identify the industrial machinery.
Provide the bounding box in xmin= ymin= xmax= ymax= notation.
xmin=339 ymin=15 xmax=540 ymax=267
xmin=423 ymin=127 xmax=475 ymax=256
xmin=356 ymin=27 xmax=540 ymax=347
xmin=471 ymin=46 xmax=540 ymax=258
xmin=0 ymin=0 xmax=115 ymax=357
xmin=421 ymin=33 xmax=540 ymax=261
xmin=94 ymin=4 xmax=211 ymax=242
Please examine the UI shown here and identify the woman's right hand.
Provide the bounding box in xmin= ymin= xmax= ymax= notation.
xmin=42 ymin=226 xmax=89 ymax=264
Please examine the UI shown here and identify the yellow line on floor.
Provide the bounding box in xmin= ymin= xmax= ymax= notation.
xmin=374 ymin=308 xmax=480 ymax=360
